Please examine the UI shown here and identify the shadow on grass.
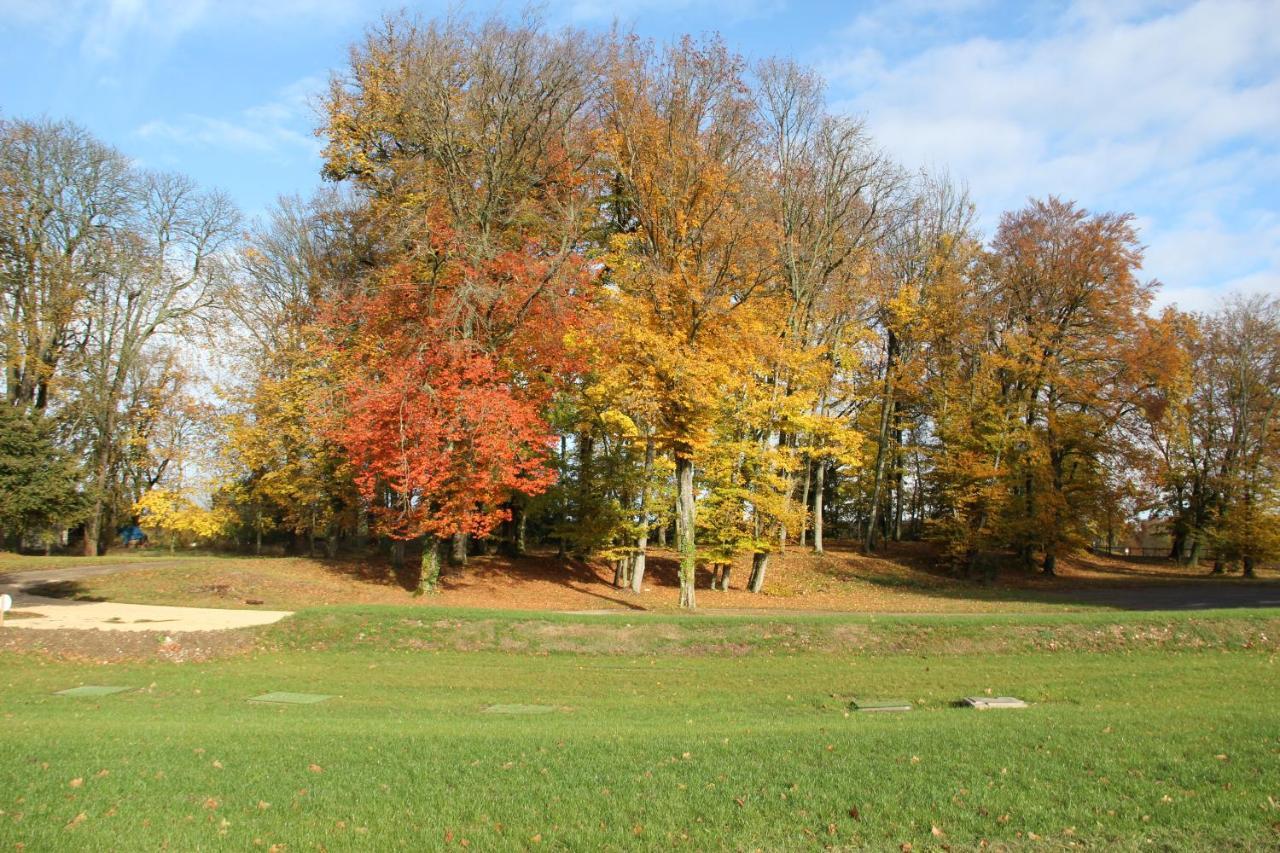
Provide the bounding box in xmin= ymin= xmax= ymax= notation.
xmin=23 ymin=581 xmax=108 ymax=602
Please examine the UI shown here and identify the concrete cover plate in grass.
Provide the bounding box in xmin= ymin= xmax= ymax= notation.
xmin=963 ymin=696 xmax=1028 ymax=709
xmin=483 ymin=703 xmax=556 ymax=715
xmin=55 ymin=685 xmax=133 ymax=697
xmin=851 ymin=698 xmax=912 ymax=712
xmin=249 ymin=692 xmax=333 ymax=705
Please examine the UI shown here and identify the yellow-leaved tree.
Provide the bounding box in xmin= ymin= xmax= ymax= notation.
xmin=133 ymin=489 xmax=235 ymax=553
xmin=595 ymin=35 xmax=779 ymax=608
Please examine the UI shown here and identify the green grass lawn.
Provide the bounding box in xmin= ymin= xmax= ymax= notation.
xmin=1 ymin=609 xmax=1278 ymax=850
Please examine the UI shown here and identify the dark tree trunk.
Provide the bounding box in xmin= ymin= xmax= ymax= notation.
xmin=748 ymin=552 xmax=769 ymax=593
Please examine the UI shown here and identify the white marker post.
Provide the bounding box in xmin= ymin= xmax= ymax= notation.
xmin=0 ymin=593 xmax=11 ymax=627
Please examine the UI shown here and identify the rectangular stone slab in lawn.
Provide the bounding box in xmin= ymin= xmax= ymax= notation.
xmin=851 ymin=698 xmax=912 ymax=712
xmin=483 ymin=703 xmax=557 ymax=714
xmin=962 ymin=696 xmax=1028 ymax=709
xmin=248 ymin=692 xmax=333 ymax=704
xmin=55 ymin=686 xmax=133 ymax=697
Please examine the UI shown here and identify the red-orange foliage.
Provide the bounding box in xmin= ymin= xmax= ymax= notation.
xmin=326 ymin=245 xmax=588 ymax=541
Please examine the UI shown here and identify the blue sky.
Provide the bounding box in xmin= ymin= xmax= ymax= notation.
xmin=2 ymin=0 xmax=1276 ymax=311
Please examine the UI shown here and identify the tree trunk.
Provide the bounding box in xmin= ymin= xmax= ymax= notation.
xmin=1042 ymin=550 xmax=1056 ymax=576
xmin=1187 ymin=536 xmax=1201 ymax=569
xmin=675 ymin=455 xmax=697 ymax=609
xmin=83 ymin=510 xmax=101 ymax=556
xmin=864 ymin=332 xmax=897 ymax=553
xmin=418 ymin=539 xmax=441 ymax=595
xmin=1242 ymin=555 xmax=1256 ymax=579
xmin=656 ymin=521 xmax=667 ymax=548
xmin=391 ymin=539 xmax=405 ymax=571
xmin=513 ymin=502 xmax=527 ymax=555
xmin=450 ymin=532 xmax=468 ymax=567
xmin=630 ymin=551 xmax=646 ymax=593
xmin=799 ymin=458 xmax=812 ymax=548
xmin=631 ymin=437 xmax=654 ymax=594
xmin=748 ymin=552 xmax=769 ymax=593
xmin=813 ymin=460 xmax=825 ymax=554
xmin=355 ymin=505 xmax=368 ymax=550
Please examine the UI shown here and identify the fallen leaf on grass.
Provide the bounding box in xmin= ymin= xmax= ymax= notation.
xmin=308 ymin=764 xmax=323 ymax=774
xmin=94 ymin=769 xmax=109 ymax=779
xmin=932 ymin=825 xmax=945 ymax=838
xmin=530 ymin=834 xmax=542 ymax=844
xmin=203 ymin=797 xmax=219 ymax=810
xmin=68 ymin=778 xmax=83 ymax=788
xmin=212 ymin=760 xmax=223 ymax=770
xmin=257 ymin=801 xmax=270 ymax=811
xmin=849 ymin=805 xmax=861 ymax=821
xmin=65 ymin=812 xmax=86 ymax=829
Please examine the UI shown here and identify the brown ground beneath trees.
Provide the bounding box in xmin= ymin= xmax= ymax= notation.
xmin=14 ymin=540 xmax=1277 ymax=615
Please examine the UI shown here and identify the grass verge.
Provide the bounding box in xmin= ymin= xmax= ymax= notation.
xmin=0 ymin=608 xmax=1277 ymax=850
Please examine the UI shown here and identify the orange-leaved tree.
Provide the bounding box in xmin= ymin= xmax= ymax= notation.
xmin=319 ymin=12 xmax=600 ymax=588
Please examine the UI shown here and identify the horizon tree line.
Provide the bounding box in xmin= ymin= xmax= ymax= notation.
xmin=1 ymin=12 xmax=1276 ymax=606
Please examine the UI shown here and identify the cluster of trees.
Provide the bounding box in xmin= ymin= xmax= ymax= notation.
xmin=0 ymin=116 xmax=236 ymax=554
xmin=3 ymin=13 xmax=1276 ymax=603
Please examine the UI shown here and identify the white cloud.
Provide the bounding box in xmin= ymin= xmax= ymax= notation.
xmin=135 ymin=76 xmax=325 ymax=161
xmin=0 ymin=0 xmax=364 ymax=61
xmin=820 ymin=0 xmax=1280 ymax=303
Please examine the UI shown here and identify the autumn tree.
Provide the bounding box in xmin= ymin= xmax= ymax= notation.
xmin=595 ymin=34 xmax=780 ymax=608
xmin=755 ymin=58 xmax=895 ymax=558
xmin=1173 ymin=296 xmax=1280 ymax=575
xmin=0 ymin=118 xmax=132 ymax=412
xmin=218 ymin=194 xmax=366 ymax=557
xmin=861 ymin=175 xmax=971 ymax=552
xmin=985 ymin=197 xmax=1158 ymax=574
xmin=319 ymin=12 xmax=600 ymax=589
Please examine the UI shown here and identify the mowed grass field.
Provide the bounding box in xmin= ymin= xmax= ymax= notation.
xmin=2 ymin=608 xmax=1279 ymax=850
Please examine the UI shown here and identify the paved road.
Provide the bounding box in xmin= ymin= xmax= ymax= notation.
xmin=1047 ymin=582 xmax=1280 ymax=611
xmin=1 ymin=563 xmax=291 ymax=633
